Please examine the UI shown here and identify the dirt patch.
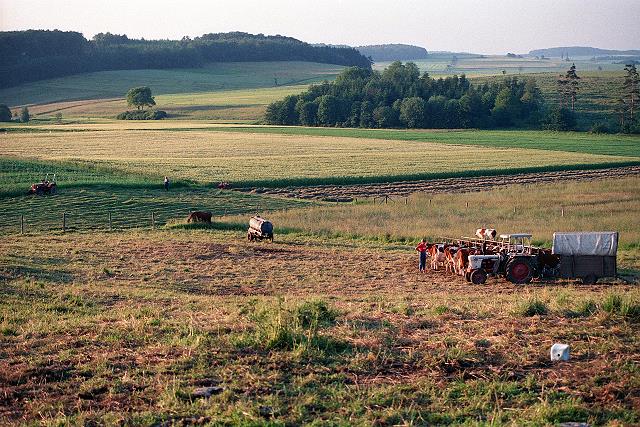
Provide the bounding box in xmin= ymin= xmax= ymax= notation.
xmin=240 ymin=165 xmax=640 ymax=201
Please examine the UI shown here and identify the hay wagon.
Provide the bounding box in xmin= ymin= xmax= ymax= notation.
xmin=552 ymin=232 xmax=618 ymax=285
xmin=247 ymin=215 xmax=274 ymax=242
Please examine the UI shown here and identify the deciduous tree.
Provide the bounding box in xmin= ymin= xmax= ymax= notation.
xmin=19 ymin=106 xmax=30 ymax=123
xmin=126 ymin=87 xmax=156 ymax=111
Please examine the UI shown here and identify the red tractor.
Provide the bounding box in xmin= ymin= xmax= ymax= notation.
xmin=28 ymin=173 xmax=57 ymax=195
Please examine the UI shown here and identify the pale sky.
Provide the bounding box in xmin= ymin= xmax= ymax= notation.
xmin=1 ymin=0 xmax=638 ymax=54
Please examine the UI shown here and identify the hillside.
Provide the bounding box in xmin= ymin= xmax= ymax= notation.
xmin=355 ymin=44 xmax=428 ymax=62
xmin=529 ymin=46 xmax=640 ymax=58
xmin=0 ymin=30 xmax=370 ymax=89
xmin=0 ymin=61 xmax=345 ymax=108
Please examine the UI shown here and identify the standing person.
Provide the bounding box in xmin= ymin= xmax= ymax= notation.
xmin=163 ymin=176 xmax=170 ymax=191
xmin=416 ymin=238 xmax=428 ymax=273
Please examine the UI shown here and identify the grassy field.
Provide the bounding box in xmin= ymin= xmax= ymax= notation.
xmin=24 ymin=85 xmax=313 ymax=122
xmin=263 ymin=176 xmax=640 ymax=257
xmin=1 ymin=187 xmax=639 ymax=424
xmin=199 ymin=127 xmax=640 ymax=158
xmin=1 ymin=128 xmax=639 ymax=190
xmin=0 ymin=61 xmax=345 ymax=107
xmin=2 ymin=124 xmax=639 ymax=423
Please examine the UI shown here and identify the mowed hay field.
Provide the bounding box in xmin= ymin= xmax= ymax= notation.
xmin=25 ymin=85 xmax=313 ymax=122
xmin=1 ymin=225 xmax=639 ymax=424
xmin=2 ymin=128 xmax=639 ymax=187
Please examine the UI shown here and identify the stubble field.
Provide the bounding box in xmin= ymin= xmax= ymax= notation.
xmin=1 ymin=225 xmax=639 ymax=425
xmin=1 ymin=119 xmax=639 ymax=425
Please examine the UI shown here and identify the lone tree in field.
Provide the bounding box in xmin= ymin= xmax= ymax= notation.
xmin=126 ymin=86 xmax=156 ymax=111
xmin=562 ymin=63 xmax=580 ymax=111
xmin=0 ymin=104 xmax=11 ymax=122
xmin=20 ymin=106 xmax=30 ymax=123
xmin=623 ymin=63 xmax=639 ymax=120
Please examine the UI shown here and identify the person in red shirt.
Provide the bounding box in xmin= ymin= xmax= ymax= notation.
xmin=416 ymin=238 xmax=428 ymax=272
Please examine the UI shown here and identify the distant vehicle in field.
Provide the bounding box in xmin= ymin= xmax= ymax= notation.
xmin=248 ymin=215 xmax=274 ymax=242
xmin=28 ymin=173 xmax=57 ymax=195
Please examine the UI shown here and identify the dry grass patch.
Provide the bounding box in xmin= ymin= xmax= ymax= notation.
xmin=0 ymin=231 xmax=639 ymax=424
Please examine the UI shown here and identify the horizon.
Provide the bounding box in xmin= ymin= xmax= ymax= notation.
xmin=1 ymin=0 xmax=639 ymax=55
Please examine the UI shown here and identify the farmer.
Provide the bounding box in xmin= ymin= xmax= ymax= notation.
xmin=163 ymin=176 xmax=170 ymax=191
xmin=416 ymin=238 xmax=428 ymax=272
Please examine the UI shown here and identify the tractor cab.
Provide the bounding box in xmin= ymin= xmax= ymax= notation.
xmin=499 ymin=233 xmax=533 ymax=255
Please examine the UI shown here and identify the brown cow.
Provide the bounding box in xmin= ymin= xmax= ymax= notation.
xmin=429 ymin=244 xmax=447 ymax=271
xmin=454 ymin=247 xmax=478 ymax=276
xmin=187 ymin=211 xmax=212 ymax=223
xmin=444 ymin=246 xmax=459 ymax=274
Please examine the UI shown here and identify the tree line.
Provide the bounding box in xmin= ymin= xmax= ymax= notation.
xmin=265 ymin=62 xmax=545 ymax=129
xmin=0 ymin=30 xmax=371 ymax=89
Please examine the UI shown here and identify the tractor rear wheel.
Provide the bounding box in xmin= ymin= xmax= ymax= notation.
xmin=470 ymin=269 xmax=487 ymax=285
xmin=505 ymin=257 xmax=534 ymax=284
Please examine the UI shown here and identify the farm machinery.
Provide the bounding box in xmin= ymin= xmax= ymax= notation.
xmin=28 ymin=173 xmax=57 ymax=195
xmin=247 ymin=215 xmax=274 ymax=242
xmin=436 ymin=231 xmax=618 ymax=285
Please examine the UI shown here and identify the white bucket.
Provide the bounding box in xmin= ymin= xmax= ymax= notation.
xmin=550 ymin=343 xmax=570 ymax=361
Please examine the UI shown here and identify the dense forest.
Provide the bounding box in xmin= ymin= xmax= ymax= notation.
xmin=355 ymin=44 xmax=429 ymax=62
xmin=264 ymin=62 xmax=545 ymax=129
xmin=0 ymin=30 xmax=371 ymax=88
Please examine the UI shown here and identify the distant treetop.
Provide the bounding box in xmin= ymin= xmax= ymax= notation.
xmin=356 ymin=44 xmax=429 ymax=62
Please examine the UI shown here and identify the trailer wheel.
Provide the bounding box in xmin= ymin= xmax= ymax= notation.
xmin=470 ymin=269 xmax=487 ymax=284
xmin=505 ymin=257 xmax=534 ymax=284
xmin=582 ymin=274 xmax=598 ymax=285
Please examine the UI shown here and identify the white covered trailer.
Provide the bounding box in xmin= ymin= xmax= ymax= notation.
xmin=552 ymin=232 xmax=618 ymax=284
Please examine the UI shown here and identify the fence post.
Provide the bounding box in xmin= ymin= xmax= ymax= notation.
xmin=561 ymin=207 xmax=564 ymax=217
xmin=372 ymin=197 xmax=376 ymax=204
xmin=151 ymin=212 xmax=155 ymax=230
xmin=108 ymin=212 xmax=112 ymax=231
xmin=465 ymin=201 xmax=469 ymax=208
xmin=513 ymin=206 xmax=517 ymax=214
xmin=62 ymin=212 xmax=66 ymax=232
xmin=20 ymin=215 xmax=24 ymax=234
xmin=385 ymin=196 xmax=388 ymax=204
xmin=405 ymin=198 xmax=408 ymax=205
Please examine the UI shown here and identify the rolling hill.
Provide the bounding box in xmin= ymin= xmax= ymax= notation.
xmin=528 ymin=46 xmax=640 ymax=58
